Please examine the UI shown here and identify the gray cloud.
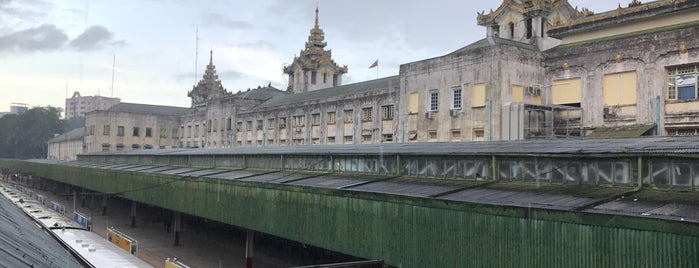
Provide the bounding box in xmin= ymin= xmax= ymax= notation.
xmin=69 ymin=25 xmax=126 ymax=51
xmin=0 ymin=0 xmax=51 ymax=20
xmin=218 ymin=70 xmax=247 ymax=81
xmin=200 ymin=12 xmax=252 ymax=30
xmin=0 ymin=24 xmax=68 ymax=54
xmin=233 ymin=40 xmax=274 ymax=50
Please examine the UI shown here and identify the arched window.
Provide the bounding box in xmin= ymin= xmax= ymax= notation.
xmin=509 ymin=22 xmax=515 ymax=39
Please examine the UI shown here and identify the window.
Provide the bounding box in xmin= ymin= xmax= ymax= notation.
xmin=246 ymin=121 xmax=252 ymax=130
xmin=667 ymin=65 xmax=699 ymax=101
xmin=362 ymin=107 xmax=373 ymax=122
xmin=429 ymin=90 xmax=439 ymax=111
xmin=428 ymin=130 xmax=437 ymax=141
xmin=473 ymin=128 xmax=485 ymax=141
xmin=220 ymin=118 xmax=225 ymax=131
xmin=552 ymin=78 xmax=582 ymax=105
xmin=491 ymin=25 xmax=499 ymax=37
xmin=160 ymin=128 xmax=167 ymax=138
xmin=145 ymin=127 xmax=152 ymax=137
xmin=327 ymin=137 xmax=336 ymax=144
xmin=226 ymin=118 xmax=232 ymax=130
xmin=382 ymin=134 xmax=393 ymax=143
xmin=311 ymin=71 xmax=317 ymax=84
xmin=362 ymin=134 xmax=372 ymax=143
xmin=344 ymin=135 xmax=353 ymax=144
xmin=603 ymin=71 xmax=637 ymax=106
xmin=327 ymin=112 xmax=336 ymax=124
xmin=293 ymin=115 xmax=305 ymax=127
xmin=333 ymin=74 xmax=338 ymax=87
xmin=473 ymin=84 xmax=486 ymax=107
xmin=188 ymin=125 xmax=192 ymax=137
xmin=509 ymin=22 xmax=515 ymax=39
xmin=88 ymin=125 xmax=94 ymax=136
xmin=279 ymin=117 xmax=287 ymax=128
xmin=512 ymin=85 xmax=524 ymax=103
xmin=344 ymin=109 xmax=354 ymax=123
xmin=451 ymin=130 xmax=461 ymax=141
xmin=117 ymin=126 xmax=124 ymax=136
xmin=408 ymin=131 xmax=418 ymax=141
xmin=194 ymin=125 xmax=199 ymax=137
xmin=133 ymin=127 xmax=140 ymax=137
xmin=323 ymin=73 xmax=327 ymax=84
xmin=452 ymin=87 xmax=462 ymax=109
xmin=236 ymin=122 xmax=242 ymax=132
xmin=172 ymin=128 xmax=178 ymax=138
xmin=408 ymin=92 xmax=419 ymax=114
xmin=382 ymin=105 xmax=394 ymax=120
xmin=312 ymin=113 xmax=320 ymax=126
xmin=103 ymin=125 xmax=110 ymax=135
xmin=207 ymin=120 xmax=212 ymax=132
xmin=268 ymin=118 xmax=275 ymax=129
xmin=526 ymin=18 xmax=533 ymax=39
xmin=257 ymin=120 xmax=263 ymax=130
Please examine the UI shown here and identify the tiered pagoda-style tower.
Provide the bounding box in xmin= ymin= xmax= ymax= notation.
xmin=188 ymin=50 xmax=228 ymax=107
xmin=283 ymin=7 xmax=348 ymax=94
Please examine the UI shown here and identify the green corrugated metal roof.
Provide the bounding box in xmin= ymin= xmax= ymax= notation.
xmin=254 ymin=76 xmax=399 ymax=110
xmin=586 ymin=124 xmax=656 ymax=138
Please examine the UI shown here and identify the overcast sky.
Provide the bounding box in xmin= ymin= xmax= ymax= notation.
xmin=0 ymin=0 xmax=622 ymax=114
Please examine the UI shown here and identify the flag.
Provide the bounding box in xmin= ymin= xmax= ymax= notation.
xmin=369 ymin=59 xmax=379 ymax=69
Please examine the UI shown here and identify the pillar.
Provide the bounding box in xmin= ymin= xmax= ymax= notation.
xmin=245 ymin=229 xmax=254 ymax=268
xmin=130 ymin=201 xmax=137 ymax=228
xmin=101 ymin=194 xmax=107 ymax=216
xmin=173 ymin=212 xmax=181 ymax=246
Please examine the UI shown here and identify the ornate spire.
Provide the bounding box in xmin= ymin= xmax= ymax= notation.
xmin=306 ymin=6 xmax=326 ymax=49
xmin=188 ymin=50 xmax=228 ymax=107
xmin=314 ymin=5 xmax=319 ymax=29
xmin=283 ymin=6 xmax=347 ymax=93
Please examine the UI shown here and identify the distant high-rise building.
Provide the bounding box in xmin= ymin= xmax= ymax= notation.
xmin=9 ymin=103 xmax=28 ymax=114
xmin=65 ymin=91 xmax=120 ymax=120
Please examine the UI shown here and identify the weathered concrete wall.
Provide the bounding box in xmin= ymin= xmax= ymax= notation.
xmin=546 ymin=26 xmax=699 ymax=134
xmin=399 ymin=40 xmax=544 ymax=142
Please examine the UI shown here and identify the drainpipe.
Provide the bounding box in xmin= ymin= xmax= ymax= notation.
xmin=487 ymin=100 xmax=493 ymax=141
xmin=655 ymin=96 xmax=661 ymax=136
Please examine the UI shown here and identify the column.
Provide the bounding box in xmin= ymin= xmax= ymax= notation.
xmin=245 ymin=229 xmax=254 ymax=268
xmin=173 ymin=212 xmax=181 ymax=246
xmin=130 ymin=201 xmax=137 ymax=228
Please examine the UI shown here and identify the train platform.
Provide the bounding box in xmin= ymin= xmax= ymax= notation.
xmin=11 ymin=177 xmax=294 ymax=268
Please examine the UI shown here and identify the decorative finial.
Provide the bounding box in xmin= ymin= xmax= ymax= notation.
xmin=315 ymin=5 xmax=319 ymax=28
xmin=209 ymin=49 xmax=213 ymax=64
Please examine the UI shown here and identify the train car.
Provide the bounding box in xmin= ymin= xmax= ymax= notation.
xmin=0 ymin=182 xmax=153 ymax=268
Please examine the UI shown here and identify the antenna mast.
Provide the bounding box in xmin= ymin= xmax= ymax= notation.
xmin=194 ymin=28 xmax=199 ymax=85
xmin=111 ymin=54 xmax=115 ymax=99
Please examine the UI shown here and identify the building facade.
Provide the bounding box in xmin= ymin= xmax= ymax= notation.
xmin=47 ymin=127 xmax=84 ymax=161
xmin=83 ymin=103 xmax=190 ymax=153
xmin=74 ymin=1 xmax=699 ymax=154
xmin=65 ymin=91 xmax=121 ymax=120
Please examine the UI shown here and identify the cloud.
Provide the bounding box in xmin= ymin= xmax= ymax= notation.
xmin=233 ymin=40 xmax=274 ymax=50
xmin=0 ymin=24 xmax=68 ymax=54
xmin=69 ymin=25 xmax=126 ymax=51
xmin=218 ymin=70 xmax=247 ymax=81
xmin=0 ymin=0 xmax=51 ymax=21
xmin=200 ymin=12 xmax=252 ymax=30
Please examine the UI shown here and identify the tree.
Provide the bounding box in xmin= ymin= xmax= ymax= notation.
xmin=0 ymin=106 xmax=67 ymax=159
